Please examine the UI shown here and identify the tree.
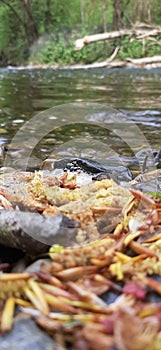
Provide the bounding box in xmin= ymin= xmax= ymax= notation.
xmin=80 ymin=0 xmax=85 ymax=27
xmin=0 ymin=0 xmax=30 ymax=45
xmin=113 ymin=0 xmax=121 ymax=30
xmin=131 ymin=0 xmax=152 ymax=23
xmin=19 ymin=0 xmax=39 ymax=41
xmin=102 ymin=0 xmax=107 ymax=32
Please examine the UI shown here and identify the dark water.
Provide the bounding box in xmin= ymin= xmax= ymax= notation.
xmin=0 ymin=67 xmax=161 ymax=171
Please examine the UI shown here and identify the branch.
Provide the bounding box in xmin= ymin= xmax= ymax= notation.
xmin=106 ymin=46 xmax=120 ymax=63
xmin=66 ymin=55 xmax=161 ymax=70
xmin=126 ymin=55 xmax=161 ymax=64
xmin=75 ymin=28 xmax=161 ymax=50
xmin=20 ymin=0 xmax=39 ymax=39
xmin=0 ymin=0 xmax=30 ymax=44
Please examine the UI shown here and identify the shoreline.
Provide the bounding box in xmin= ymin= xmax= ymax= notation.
xmin=2 ymin=58 xmax=161 ymax=71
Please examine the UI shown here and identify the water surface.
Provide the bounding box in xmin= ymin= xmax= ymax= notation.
xmin=0 ymin=67 xmax=161 ymax=170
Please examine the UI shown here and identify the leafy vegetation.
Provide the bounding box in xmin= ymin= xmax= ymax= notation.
xmin=119 ymin=36 xmax=161 ymax=60
xmin=0 ymin=0 xmax=161 ymax=66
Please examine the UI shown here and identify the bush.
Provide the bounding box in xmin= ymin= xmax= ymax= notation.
xmin=119 ymin=36 xmax=161 ymax=60
xmin=29 ymin=31 xmax=113 ymax=66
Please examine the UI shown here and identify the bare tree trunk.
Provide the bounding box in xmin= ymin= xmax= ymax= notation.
xmin=20 ymin=0 xmax=39 ymax=40
xmin=102 ymin=0 xmax=107 ymax=32
xmin=45 ymin=0 xmax=52 ymax=32
xmin=131 ymin=0 xmax=152 ymax=24
xmin=80 ymin=0 xmax=85 ymax=28
xmin=113 ymin=0 xmax=121 ymax=30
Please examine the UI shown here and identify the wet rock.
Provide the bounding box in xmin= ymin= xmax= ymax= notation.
xmin=135 ymin=148 xmax=161 ymax=171
xmin=133 ymin=169 xmax=161 ymax=183
xmin=92 ymin=165 xmax=132 ymax=183
xmin=1 ymin=144 xmax=42 ymax=171
xmin=113 ymin=148 xmax=161 ymax=174
xmin=58 ymin=157 xmax=111 ymax=174
xmin=0 ymin=315 xmax=56 ymax=350
xmin=133 ymin=179 xmax=161 ymax=194
xmin=42 ymin=157 xmax=133 ymax=183
xmin=0 ymin=210 xmax=78 ymax=255
xmin=132 ymin=169 xmax=161 ymax=194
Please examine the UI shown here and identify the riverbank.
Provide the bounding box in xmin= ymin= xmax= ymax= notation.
xmin=3 ymin=57 xmax=161 ymax=71
xmin=2 ymin=24 xmax=161 ymax=69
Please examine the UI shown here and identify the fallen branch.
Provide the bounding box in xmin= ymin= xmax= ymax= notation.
xmin=107 ymin=46 xmax=120 ymax=63
xmin=75 ymin=28 xmax=161 ymax=50
xmin=63 ymin=55 xmax=161 ymax=70
xmin=126 ymin=55 xmax=161 ymax=65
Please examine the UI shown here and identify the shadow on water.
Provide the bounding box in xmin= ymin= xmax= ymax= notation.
xmin=0 ymin=67 xmax=161 ymax=169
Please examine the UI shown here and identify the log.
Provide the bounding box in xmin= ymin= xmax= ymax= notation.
xmin=126 ymin=55 xmax=161 ymax=65
xmin=75 ymin=28 xmax=161 ymax=50
xmin=75 ymin=26 xmax=161 ymax=69
xmin=64 ymin=56 xmax=161 ymax=69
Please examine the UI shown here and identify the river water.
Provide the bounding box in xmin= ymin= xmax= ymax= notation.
xmin=0 ymin=67 xmax=161 ymax=172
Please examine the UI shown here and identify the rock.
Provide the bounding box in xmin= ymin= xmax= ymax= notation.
xmin=92 ymin=165 xmax=132 ymax=183
xmin=0 ymin=210 xmax=78 ymax=255
xmin=42 ymin=157 xmax=133 ymax=183
xmin=0 ymin=315 xmax=56 ymax=350
xmin=135 ymin=148 xmax=161 ymax=170
xmin=132 ymin=169 xmax=161 ymax=194
xmin=133 ymin=179 xmax=161 ymax=194
xmin=133 ymin=169 xmax=161 ymax=183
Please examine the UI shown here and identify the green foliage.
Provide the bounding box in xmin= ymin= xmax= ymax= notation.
xmin=119 ymin=37 xmax=143 ymax=59
xmin=29 ymin=32 xmax=112 ymax=65
xmin=144 ymin=38 xmax=161 ymax=56
xmin=119 ymin=36 xmax=161 ymax=60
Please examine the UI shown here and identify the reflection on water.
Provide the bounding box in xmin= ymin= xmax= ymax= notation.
xmin=0 ymin=67 xmax=161 ymax=169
